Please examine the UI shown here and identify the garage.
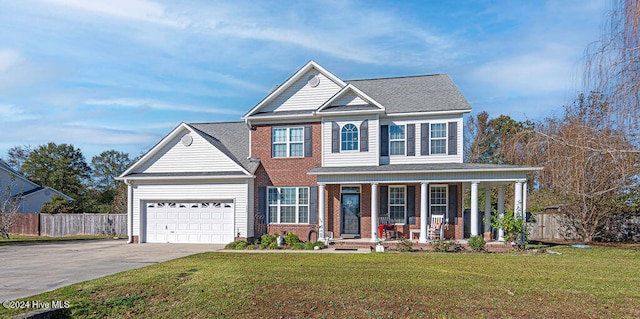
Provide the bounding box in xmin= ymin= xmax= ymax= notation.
xmin=145 ymin=201 xmax=235 ymax=244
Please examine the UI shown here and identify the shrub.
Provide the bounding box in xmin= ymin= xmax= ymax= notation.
xmin=260 ymin=234 xmax=277 ymax=249
xmin=396 ymin=237 xmax=413 ymax=252
xmin=225 ymin=240 xmax=249 ymax=250
xmin=432 ymin=239 xmax=460 ymax=252
xmin=468 ymin=235 xmax=486 ymax=252
xmin=304 ymin=241 xmax=325 ymax=250
xmin=291 ymin=242 xmax=305 ymax=250
xmin=284 ymin=232 xmax=300 ymax=246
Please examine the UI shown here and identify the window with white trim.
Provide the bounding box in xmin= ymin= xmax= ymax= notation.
xmin=267 ymin=187 xmax=309 ymax=224
xmin=272 ymin=127 xmax=304 ymax=158
xmin=430 ymin=185 xmax=447 ymax=216
xmin=389 ymin=125 xmax=405 ymax=155
xmin=430 ymin=123 xmax=447 ymax=155
xmin=340 ymin=123 xmax=359 ymax=151
xmin=389 ymin=186 xmax=406 ymax=224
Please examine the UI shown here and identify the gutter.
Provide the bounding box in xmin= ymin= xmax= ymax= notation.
xmin=124 ymin=179 xmax=134 ymax=243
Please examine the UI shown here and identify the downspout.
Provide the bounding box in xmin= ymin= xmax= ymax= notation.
xmin=124 ymin=179 xmax=134 ymax=243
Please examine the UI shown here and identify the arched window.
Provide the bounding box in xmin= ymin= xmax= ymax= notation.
xmin=341 ymin=123 xmax=359 ymax=151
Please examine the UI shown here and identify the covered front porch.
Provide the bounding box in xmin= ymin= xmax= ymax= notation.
xmin=308 ymin=163 xmax=541 ymax=243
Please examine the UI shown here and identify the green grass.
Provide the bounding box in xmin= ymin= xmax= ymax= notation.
xmin=2 ymin=246 xmax=639 ymax=318
xmin=0 ymin=234 xmax=116 ymax=245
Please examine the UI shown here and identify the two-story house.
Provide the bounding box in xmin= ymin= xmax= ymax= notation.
xmin=119 ymin=61 xmax=540 ymax=244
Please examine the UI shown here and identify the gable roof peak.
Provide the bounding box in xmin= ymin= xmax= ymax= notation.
xmin=242 ymin=61 xmax=346 ymax=119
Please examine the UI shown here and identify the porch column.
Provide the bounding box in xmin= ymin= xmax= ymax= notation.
xmin=497 ymin=186 xmax=505 ymax=241
xmin=370 ymin=183 xmax=379 ymax=242
xmin=514 ymin=181 xmax=523 ymax=220
xmin=522 ymin=181 xmax=528 ymax=217
xmin=470 ymin=181 xmax=479 ymax=236
xmin=419 ymin=182 xmax=428 ymax=243
xmin=522 ymin=181 xmax=528 ymax=236
xmin=484 ymin=187 xmax=492 ymax=234
xmin=318 ymin=183 xmax=326 ymax=241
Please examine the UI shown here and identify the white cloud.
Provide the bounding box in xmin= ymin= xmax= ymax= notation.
xmin=84 ymin=98 xmax=244 ymax=115
xmin=0 ymin=49 xmax=22 ymax=73
xmin=39 ymin=0 xmax=186 ymax=28
xmin=0 ymin=104 xmax=36 ymax=121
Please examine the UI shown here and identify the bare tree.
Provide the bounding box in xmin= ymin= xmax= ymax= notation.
xmin=583 ymin=0 xmax=640 ymax=137
xmin=506 ymin=93 xmax=640 ymax=242
xmin=0 ymin=177 xmax=21 ymax=239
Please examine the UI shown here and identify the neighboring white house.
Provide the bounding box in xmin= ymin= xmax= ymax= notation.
xmin=0 ymin=160 xmax=73 ymax=213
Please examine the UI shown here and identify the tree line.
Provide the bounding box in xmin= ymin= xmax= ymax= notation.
xmin=3 ymin=144 xmax=134 ymax=214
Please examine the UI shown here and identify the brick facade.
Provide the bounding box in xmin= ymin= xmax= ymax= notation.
xmin=252 ymin=123 xmax=322 ymax=241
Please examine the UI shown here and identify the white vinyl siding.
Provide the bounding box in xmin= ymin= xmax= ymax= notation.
xmin=134 ymin=129 xmax=244 ymax=174
xmin=380 ymin=116 xmax=463 ymax=165
xmin=131 ymin=179 xmax=251 ymax=240
xmin=322 ymin=116 xmax=379 ymax=167
xmin=332 ymin=91 xmax=367 ymax=106
xmin=261 ymin=69 xmax=342 ymax=113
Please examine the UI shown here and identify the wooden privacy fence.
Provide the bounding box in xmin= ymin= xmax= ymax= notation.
xmin=527 ymin=213 xmax=572 ymax=241
xmin=9 ymin=213 xmax=126 ymax=237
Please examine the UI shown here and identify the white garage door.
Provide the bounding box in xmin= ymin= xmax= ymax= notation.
xmin=145 ymin=201 xmax=234 ymax=244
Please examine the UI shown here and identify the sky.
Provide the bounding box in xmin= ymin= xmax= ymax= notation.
xmin=0 ymin=0 xmax=609 ymax=162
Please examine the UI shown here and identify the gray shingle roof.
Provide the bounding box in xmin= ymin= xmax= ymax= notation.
xmin=189 ymin=122 xmax=259 ymax=174
xmin=347 ymin=74 xmax=471 ymax=114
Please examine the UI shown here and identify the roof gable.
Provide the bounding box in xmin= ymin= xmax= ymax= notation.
xmin=120 ymin=123 xmax=251 ymax=178
xmin=317 ymin=84 xmax=385 ymax=114
xmin=243 ymin=61 xmax=346 ymax=119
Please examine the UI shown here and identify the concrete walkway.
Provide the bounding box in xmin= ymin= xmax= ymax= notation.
xmin=0 ymin=239 xmax=222 ymax=301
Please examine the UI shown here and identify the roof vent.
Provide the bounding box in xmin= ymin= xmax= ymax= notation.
xmin=181 ymin=134 xmax=193 ymax=146
xmin=307 ymin=74 xmax=320 ymax=87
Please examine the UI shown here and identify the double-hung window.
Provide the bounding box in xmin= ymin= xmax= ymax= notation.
xmin=430 ymin=185 xmax=447 ymax=216
xmin=267 ymin=187 xmax=309 ymax=224
xmin=430 ymin=123 xmax=447 ymax=155
xmin=272 ymin=127 xmax=304 ymax=158
xmin=389 ymin=186 xmax=406 ymax=223
xmin=340 ymin=123 xmax=359 ymax=151
xmin=389 ymin=125 xmax=405 ymax=155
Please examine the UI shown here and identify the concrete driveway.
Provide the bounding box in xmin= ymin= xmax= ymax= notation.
xmin=0 ymin=239 xmax=223 ymax=301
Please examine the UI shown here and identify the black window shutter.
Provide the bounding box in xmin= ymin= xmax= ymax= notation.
xmin=304 ymin=126 xmax=313 ymax=157
xmin=421 ymin=123 xmax=429 ymax=155
xmin=406 ymin=185 xmax=415 ymax=224
xmin=332 ymin=122 xmax=340 ymax=153
xmin=379 ymin=185 xmax=388 ymax=219
xmin=380 ymin=125 xmax=389 ymax=156
xmin=309 ymin=186 xmax=318 ymax=224
xmin=448 ymin=122 xmax=457 ymax=155
xmin=406 ymin=124 xmax=415 ymax=156
xmin=360 ymin=120 xmax=368 ymax=152
xmin=448 ymin=184 xmax=458 ymax=224
xmin=258 ymin=186 xmax=267 ymax=224
xmin=270 ymin=129 xmax=274 ymax=158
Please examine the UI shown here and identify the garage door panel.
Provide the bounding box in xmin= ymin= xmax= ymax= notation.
xmin=146 ymin=201 xmax=234 ymax=244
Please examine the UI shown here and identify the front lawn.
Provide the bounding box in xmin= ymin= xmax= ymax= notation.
xmin=0 ymin=235 xmax=116 ymax=246
xmin=2 ymin=246 xmax=639 ymax=318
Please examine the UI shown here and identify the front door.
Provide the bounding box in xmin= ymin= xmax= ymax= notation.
xmin=340 ymin=193 xmax=361 ymax=236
